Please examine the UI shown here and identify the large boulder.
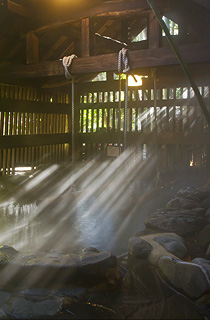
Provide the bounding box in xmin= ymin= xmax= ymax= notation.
xmin=158 ymin=256 xmax=210 ymax=298
xmin=201 ymin=197 xmax=210 ymax=209
xmin=145 ymin=209 xmax=204 ymax=236
xmin=166 ymin=197 xmax=202 ymax=210
xmin=177 ymin=187 xmax=210 ymax=202
xmin=123 ymin=261 xmax=203 ymax=319
xmin=206 ymin=244 xmax=210 ymax=259
xmin=128 ymin=237 xmax=153 ymax=259
xmin=191 ymin=258 xmax=210 ymax=279
xmin=128 ymin=233 xmax=188 ymax=266
xmin=153 ymin=233 xmax=188 ymax=259
xmin=197 ymin=225 xmax=210 ymax=248
xmin=205 ymin=208 xmax=210 ymax=223
xmin=6 ymin=297 xmax=62 ymax=319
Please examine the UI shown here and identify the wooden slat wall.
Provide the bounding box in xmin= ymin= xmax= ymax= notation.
xmin=0 ymin=84 xmax=70 ymax=175
xmin=78 ymin=74 xmax=210 ymax=168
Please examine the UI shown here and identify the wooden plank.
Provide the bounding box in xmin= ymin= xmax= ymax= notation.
xmin=149 ymin=11 xmax=160 ymax=49
xmin=78 ymin=131 xmax=210 ymax=145
xmin=1 ymin=41 xmax=210 ymax=78
xmin=81 ymin=18 xmax=94 ymax=57
xmin=26 ymin=32 xmax=39 ymax=64
xmin=7 ymin=0 xmax=31 ymax=17
xmin=0 ymin=133 xmax=71 ymax=149
xmin=0 ymin=98 xmax=70 ymax=114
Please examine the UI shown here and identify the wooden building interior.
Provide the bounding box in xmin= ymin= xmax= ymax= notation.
xmin=0 ymin=0 xmax=210 ymax=176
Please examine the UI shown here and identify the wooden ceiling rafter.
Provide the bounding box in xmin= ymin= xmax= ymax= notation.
xmin=1 ymin=40 xmax=210 ymax=80
xmin=30 ymin=0 xmax=170 ymax=35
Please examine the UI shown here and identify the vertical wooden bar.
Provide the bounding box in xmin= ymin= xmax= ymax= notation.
xmin=2 ymin=150 xmax=7 ymax=175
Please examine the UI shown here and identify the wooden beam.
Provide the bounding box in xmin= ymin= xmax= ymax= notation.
xmin=26 ymin=32 xmax=39 ymax=64
xmin=81 ymin=18 xmax=94 ymax=57
xmin=7 ymin=0 xmax=31 ymax=17
xmin=1 ymin=41 xmax=210 ymax=79
xmin=0 ymin=133 xmax=71 ymax=149
xmin=149 ymin=11 xmax=160 ymax=49
xmin=32 ymin=0 xmax=170 ymax=35
xmin=79 ymin=132 xmax=210 ymax=146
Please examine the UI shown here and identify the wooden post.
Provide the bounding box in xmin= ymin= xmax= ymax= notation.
xmin=81 ymin=18 xmax=94 ymax=57
xmin=26 ymin=32 xmax=39 ymax=64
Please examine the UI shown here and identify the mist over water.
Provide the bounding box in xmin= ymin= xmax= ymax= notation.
xmin=0 ymin=147 xmax=208 ymax=255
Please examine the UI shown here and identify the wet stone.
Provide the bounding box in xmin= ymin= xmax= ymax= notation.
xmin=177 ymin=187 xmax=210 ymax=201
xmin=145 ymin=209 xmax=204 ymax=236
xmin=54 ymin=286 xmax=87 ymax=299
xmin=166 ymin=197 xmax=202 ymax=210
xmin=20 ymin=288 xmax=51 ymax=298
xmin=198 ymin=225 xmax=210 ymax=248
xmin=205 ymin=208 xmax=210 ymax=223
xmin=192 ymin=258 xmax=210 ymax=279
xmin=153 ymin=233 xmax=188 ymax=259
xmin=201 ymin=197 xmax=210 ymax=209
xmin=0 ymin=309 xmax=8 ymax=319
xmin=128 ymin=237 xmax=153 ymax=259
xmin=8 ymin=297 xmax=62 ymax=319
xmin=158 ymin=256 xmax=210 ymax=299
xmin=82 ymin=247 xmax=100 ymax=254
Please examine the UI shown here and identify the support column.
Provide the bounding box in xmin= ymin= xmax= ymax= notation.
xmin=26 ymin=32 xmax=39 ymax=64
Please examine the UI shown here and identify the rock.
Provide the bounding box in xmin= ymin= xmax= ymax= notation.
xmin=82 ymin=247 xmax=100 ymax=253
xmin=166 ymin=197 xmax=202 ymax=210
xmin=145 ymin=209 xmax=204 ymax=236
xmin=206 ymin=244 xmax=210 ymax=259
xmin=0 ymin=246 xmax=18 ymax=262
xmin=80 ymin=251 xmax=116 ymax=276
xmin=20 ymin=288 xmax=51 ymax=298
xmin=135 ymin=234 xmax=177 ymax=266
xmin=192 ymin=258 xmax=210 ymax=279
xmin=205 ymin=208 xmax=210 ymax=223
xmin=192 ymin=207 xmax=206 ymax=215
xmin=198 ymin=225 xmax=210 ymax=248
xmin=127 ymin=294 xmax=203 ymax=319
xmin=128 ymin=237 xmax=153 ymax=259
xmin=158 ymin=256 xmax=210 ymax=298
xmin=7 ymin=297 xmax=62 ymax=319
xmin=0 ymin=291 xmax=11 ymax=306
xmin=177 ymin=187 xmax=210 ymax=201
xmin=0 ymin=310 xmax=8 ymax=319
xmin=55 ymin=286 xmax=87 ymax=299
xmin=201 ymin=197 xmax=210 ymax=209
xmin=123 ymin=261 xmax=202 ymax=319
xmin=153 ymin=233 xmax=188 ymax=259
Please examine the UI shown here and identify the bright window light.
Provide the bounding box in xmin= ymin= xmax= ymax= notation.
xmin=128 ymin=75 xmax=143 ymax=87
xmin=15 ymin=167 xmax=32 ymax=172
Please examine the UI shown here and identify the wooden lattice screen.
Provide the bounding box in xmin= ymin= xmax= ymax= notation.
xmin=0 ymin=84 xmax=71 ymax=175
xmin=78 ymin=73 xmax=210 ymax=168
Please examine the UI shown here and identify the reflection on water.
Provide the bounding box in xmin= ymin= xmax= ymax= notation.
xmin=0 ymin=202 xmax=40 ymax=251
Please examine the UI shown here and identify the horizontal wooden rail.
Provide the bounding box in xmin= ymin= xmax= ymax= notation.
xmin=0 ymin=98 xmax=70 ymax=114
xmin=78 ymin=131 xmax=210 ymax=145
xmin=0 ymin=133 xmax=71 ymax=149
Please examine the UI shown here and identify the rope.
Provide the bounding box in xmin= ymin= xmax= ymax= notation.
xmin=118 ymin=48 xmax=130 ymax=74
xmin=72 ymin=77 xmax=75 ymax=171
xmin=62 ymin=55 xmax=77 ymax=172
xmin=62 ymin=54 xmax=78 ymax=80
xmin=118 ymin=48 xmax=130 ymax=151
